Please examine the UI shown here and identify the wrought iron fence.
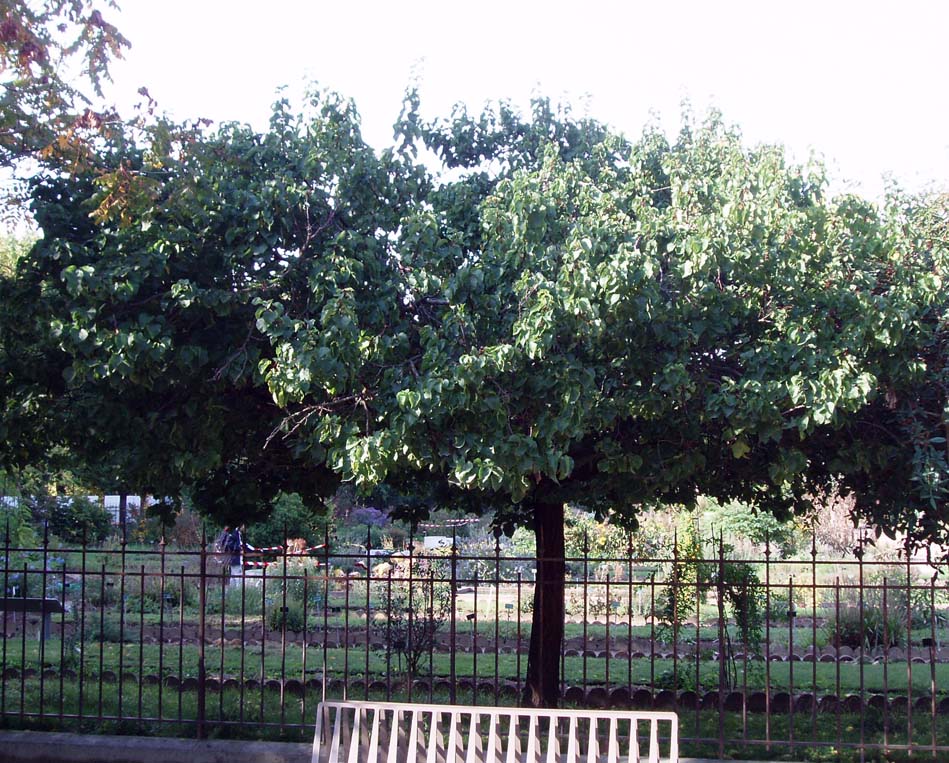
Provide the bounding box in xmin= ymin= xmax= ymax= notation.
xmin=1 ymin=527 xmax=948 ymax=760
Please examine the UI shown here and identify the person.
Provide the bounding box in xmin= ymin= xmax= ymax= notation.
xmin=220 ymin=525 xmax=255 ymax=587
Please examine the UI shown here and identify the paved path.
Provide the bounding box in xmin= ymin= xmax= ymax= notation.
xmin=0 ymin=729 xmax=805 ymax=763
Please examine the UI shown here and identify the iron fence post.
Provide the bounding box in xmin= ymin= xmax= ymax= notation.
xmin=717 ymin=533 xmax=726 ymax=761
xmin=137 ymin=564 xmax=145 ymax=722
xmin=38 ymin=522 xmax=48 ymax=721
xmin=450 ymin=528 xmax=457 ymax=704
xmin=788 ymin=575 xmax=795 ymax=750
xmin=906 ymin=536 xmax=914 ymax=753
xmin=322 ymin=526 xmax=330 ymax=704
xmin=157 ymin=536 xmax=166 ymax=726
xmin=672 ymin=529 xmax=679 ymax=700
xmin=428 ymin=568 xmax=435 ymax=704
xmin=196 ymin=526 xmax=207 ymax=740
xmin=693 ymin=535 xmax=701 ymax=743
xmin=118 ymin=522 xmax=127 ymax=724
xmin=883 ymin=576 xmax=891 ymax=753
xmin=834 ymin=578 xmax=841 ymax=752
xmin=582 ymin=530 xmax=589 ymax=693
xmin=471 ymin=569 xmax=479 ymax=706
xmin=627 ymin=531 xmax=634 ymax=693
xmin=857 ymin=530 xmax=866 ymax=755
xmin=1 ymin=520 xmax=9 ymax=720
xmin=18 ymin=561 xmax=26 ymax=725
xmin=810 ymin=528 xmax=818 ymax=742
xmin=764 ymin=530 xmax=771 ymax=753
xmin=493 ymin=535 xmax=501 ymax=704
xmin=365 ymin=526 xmax=372 ymax=702
xmin=516 ymin=570 xmax=522 ymax=700
xmin=407 ymin=527 xmax=414 ymax=703
xmin=930 ymin=572 xmax=938 ymax=756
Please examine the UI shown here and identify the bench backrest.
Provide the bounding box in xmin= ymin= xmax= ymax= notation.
xmin=312 ymin=700 xmax=678 ymax=763
xmin=0 ymin=597 xmax=64 ymax=614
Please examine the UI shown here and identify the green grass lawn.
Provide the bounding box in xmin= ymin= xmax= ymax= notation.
xmin=38 ymin=599 xmax=944 ymax=654
xmin=3 ymin=636 xmax=949 ymax=698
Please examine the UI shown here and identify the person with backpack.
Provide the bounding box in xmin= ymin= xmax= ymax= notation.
xmin=215 ymin=525 xmax=254 ymax=586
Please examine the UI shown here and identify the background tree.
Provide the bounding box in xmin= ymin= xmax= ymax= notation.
xmin=0 ymin=232 xmax=34 ymax=277
xmin=41 ymin=493 xmax=111 ymax=543
xmin=0 ymin=0 xmax=130 ymax=219
xmin=0 ymin=1 xmax=134 ymax=505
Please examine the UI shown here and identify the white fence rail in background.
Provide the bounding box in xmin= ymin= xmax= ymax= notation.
xmin=311 ymin=700 xmax=679 ymax=763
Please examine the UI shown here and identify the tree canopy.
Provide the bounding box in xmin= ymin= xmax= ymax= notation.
xmin=0 ymin=0 xmax=129 ymax=219
xmin=369 ymin=119 xmax=948 ymax=538
xmin=1 ymin=93 xmax=417 ymax=520
xmin=2 ymin=88 xmax=947 ymax=704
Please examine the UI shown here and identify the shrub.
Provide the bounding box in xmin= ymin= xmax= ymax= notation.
xmin=564 ymin=507 xmax=630 ymax=561
xmin=160 ymin=576 xmax=199 ymax=611
xmin=0 ymin=501 xmax=38 ymax=546
xmin=267 ymin=599 xmax=308 ymax=633
xmin=61 ymin=624 xmax=82 ymax=670
xmin=509 ymin=527 xmax=535 ymax=558
xmin=866 ymin=569 xmax=940 ymax=631
xmin=824 ymin=605 xmax=903 ymax=650
xmin=46 ymin=496 xmax=113 ymax=545
xmin=117 ymin=573 xmax=174 ymax=615
xmin=654 ymin=667 xmax=698 ymax=692
xmin=384 ymin=525 xmax=408 ymax=549
xmin=128 ymin=501 xmax=200 ymax=547
xmin=699 ymin=496 xmax=802 ymax=558
xmin=657 ymin=520 xmax=764 ymax=689
xmin=245 ymin=493 xmax=329 ymax=548
xmin=767 ymin=589 xmax=801 ymax=623
xmin=565 ymin=585 xmax=620 ymax=618
xmin=162 ymin=504 xmax=202 ymax=547
xmin=372 ymin=575 xmax=451 ymax=677
xmin=85 ymin=576 xmax=121 ymax=608
xmin=123 ymin=592 xmax=162 ymax=615
xmin=824 ymin=572 xmax=940 ymax=650
xmin=269 ymin=557 xmax=324 ymax=605
xmin=85 ymin=615 xmax=139 ymax=644
xmin=205 ymin=583 xmax=264 ymax=617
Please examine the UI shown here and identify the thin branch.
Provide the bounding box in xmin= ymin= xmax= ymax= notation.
xmin=264 ymin=396 xmax=361 ymax=449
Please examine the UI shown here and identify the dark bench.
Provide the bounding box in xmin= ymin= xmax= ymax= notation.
xmin=0 ymin=598 xmax=65 ymax=641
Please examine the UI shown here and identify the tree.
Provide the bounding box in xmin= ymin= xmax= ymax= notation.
xmin=0 ymin=90 xmax=429 ymax=524
xmin=4 ymin=90 xmax=947 ymax=708
xmin=0 ymin=233 xmax=34 ymax=277
xmin=293 ymin=108 xmax=947 ymax=706
xmin=42 ymin=493 xmax=112 ymax=543
xmin=0 ymin=0 xmax=130 ymax=218
xmin=0 ymin=2 xmax=134 ymax=497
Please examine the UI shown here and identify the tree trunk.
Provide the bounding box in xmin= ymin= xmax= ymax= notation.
xmin=522 ymin=497 xmax=565 ymax=708
xmin=118 ymin=493 xmax=127 ymax=535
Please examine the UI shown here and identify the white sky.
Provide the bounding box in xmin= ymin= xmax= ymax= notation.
xmin=106 ymin=0 xmax=949 ymax=200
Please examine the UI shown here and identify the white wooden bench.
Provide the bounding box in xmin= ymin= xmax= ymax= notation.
xmin=311 ymin=700 xmax=678 ymax=763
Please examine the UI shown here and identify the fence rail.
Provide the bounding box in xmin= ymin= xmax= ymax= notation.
xmin=1 ymin=528 xmax=948 ymax=760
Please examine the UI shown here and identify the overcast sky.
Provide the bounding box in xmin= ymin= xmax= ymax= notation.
xmin=106 ymin=0 xmax=948 ymax=199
